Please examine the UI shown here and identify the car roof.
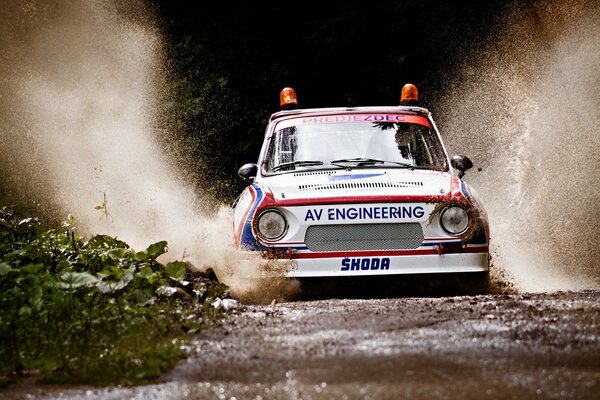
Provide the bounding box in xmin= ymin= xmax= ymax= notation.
xmin=269 ymin=106 xmax=431 ymax=122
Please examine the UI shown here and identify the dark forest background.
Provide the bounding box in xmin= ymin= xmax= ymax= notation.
xmin=151 ymin=0 xmax=531 ymax=201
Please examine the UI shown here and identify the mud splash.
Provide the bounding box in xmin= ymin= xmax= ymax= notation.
xmin=0 ymin=0 xmax=299 ymax=303
xmin=437 ymin=0 xmax=600 ymax=291
xmin=0 ymin=0 xmax=236 ymax=270
xmin=3 ymin=0 xmax=596 ymax=302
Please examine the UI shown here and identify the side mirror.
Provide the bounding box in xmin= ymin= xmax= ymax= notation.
xmin=238 ymin=163 xmax=258 ymax=183
xmin=451 ymin=155 xmax=473 ymax=179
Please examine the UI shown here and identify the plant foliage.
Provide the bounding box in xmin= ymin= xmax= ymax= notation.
xmin=0 ymin=207 xmax=229 ymax=385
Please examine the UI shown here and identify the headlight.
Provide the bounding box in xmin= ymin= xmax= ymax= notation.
xmin=440 ymin=205 xmax=469 ymax=235
xmin=256 ymin=210 xmax=287 ymax=241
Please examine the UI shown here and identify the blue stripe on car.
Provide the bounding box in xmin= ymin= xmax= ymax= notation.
xmin=239 ymin=185 xmax=268 ymax=251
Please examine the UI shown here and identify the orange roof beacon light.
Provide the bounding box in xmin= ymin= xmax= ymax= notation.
xmin=280 ymin=87 xmax=298 ymax=110
xmin=400 ymin=83 xmax=419 ymax=106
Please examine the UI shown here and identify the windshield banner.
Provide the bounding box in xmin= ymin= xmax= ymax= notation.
xmin=276 ymin=114 xmax=431 ymax=130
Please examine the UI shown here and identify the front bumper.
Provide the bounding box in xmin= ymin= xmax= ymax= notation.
xmin=236 ymin=251 xmax=489 ymax=279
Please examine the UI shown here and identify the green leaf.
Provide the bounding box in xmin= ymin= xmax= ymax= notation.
xmin=57 ymin=259 xmax=72 ymax=271
xmin=0 ymin=262 xmax=13 ymax=275
xmin=133 ymin=288 xmax=156 ymax=306
xmin=107 ymin=248 xmax=127 ymax=261
xmin=4 ymin=249 xmax=28 ymax=261
xmin=60 ymin=272 xmax=100 ymax=288
xmin=146 ymin=241 xmax=168 ymax=259
xmin=18 ymin=305 xmax=32 ymax=317
xmin=97 ymin=269 xmax=132 ymax=293
xmin=165 ymin=261 xmax=187 ymax=282
xmin=86 ymin=234 xmax=130 ymax=249
xmin=29 ymin=286 xmax=44 ymax=311
xmin=134 ymin=251 xmax=149 ymax=262
xmin=100 ymin=264 xmax=124 ymax=280
xmin=21 ymin=263 xmax=44 ymax=274
xmin=138 ymin=265 xmax=155 ymax=282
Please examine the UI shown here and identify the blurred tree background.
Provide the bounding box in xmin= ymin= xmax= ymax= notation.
xmin=152 ymin=0 xmax=528 ymax=201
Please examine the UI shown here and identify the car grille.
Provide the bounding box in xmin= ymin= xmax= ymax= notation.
xmin=304 ymin=223 xmax=424 ymax=252
xmin=298 ymin=181 xmax=423 ymax=192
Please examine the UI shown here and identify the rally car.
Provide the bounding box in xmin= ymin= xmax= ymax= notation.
xmin=233 ymin=84 xmax=489 ymax=286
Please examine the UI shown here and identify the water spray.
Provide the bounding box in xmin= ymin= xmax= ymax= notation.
xmin=436 ymin=0 xmax=600 ymax=291
xmin=0 ymin=0 xmax=236 ymax=271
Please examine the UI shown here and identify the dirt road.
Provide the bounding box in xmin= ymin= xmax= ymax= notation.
xmin=6 ymin=288 xmax=598 ymax=400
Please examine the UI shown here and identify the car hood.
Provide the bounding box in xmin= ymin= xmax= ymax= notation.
xmin=258 ymin=168 xmax=453 ymax=201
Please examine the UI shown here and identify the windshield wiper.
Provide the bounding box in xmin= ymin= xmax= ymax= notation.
xmin=270 ymin=160 xmax=324 ymax=172
xmin=380 ymin=160 xmax=415 ymax=169
xmin=330 ymin=158 xmax=414 ymax=169
xmin=330 ymin=157 xmax=385 ymax=165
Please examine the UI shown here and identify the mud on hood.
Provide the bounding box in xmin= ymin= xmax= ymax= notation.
xmin=259 ymin=169 xmax=453 ymax=200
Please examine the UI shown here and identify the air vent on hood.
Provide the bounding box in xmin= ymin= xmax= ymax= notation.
xmin=293 ymin=170 xmax=336 ymax=177
xmin=298 ymin=181 xmax=423 ymax=192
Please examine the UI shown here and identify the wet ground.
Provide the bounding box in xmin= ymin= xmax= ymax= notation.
xmin=2 ymin=289 xmax=599 ymax=399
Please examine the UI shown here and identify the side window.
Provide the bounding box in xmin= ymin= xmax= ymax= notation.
xmin=412 ymin=130 xmax=434 ymax=166
xmin=421 ymin=128 xmax=446 ymax=168
xmin=395 ymin=124 xmax=444 ymax=168
xmin=278 ymin=127 xmax=297 ymax=164
xmin=264 ymin=127 xmax=297 ymax=171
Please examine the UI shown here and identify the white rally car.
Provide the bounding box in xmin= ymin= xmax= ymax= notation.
xmin=233 ymin=85 xmax=489 ymax=287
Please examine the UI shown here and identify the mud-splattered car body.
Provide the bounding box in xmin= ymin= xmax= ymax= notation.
xmin=233 ymin=102 xmax=489 ymax=281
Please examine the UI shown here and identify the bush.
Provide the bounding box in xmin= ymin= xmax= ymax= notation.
xmin=0 ymin=207 xmax=228 ymax=385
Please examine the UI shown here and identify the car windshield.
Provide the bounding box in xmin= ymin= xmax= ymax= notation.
xmin=263 ymin=114 xmax=448 ymax=173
